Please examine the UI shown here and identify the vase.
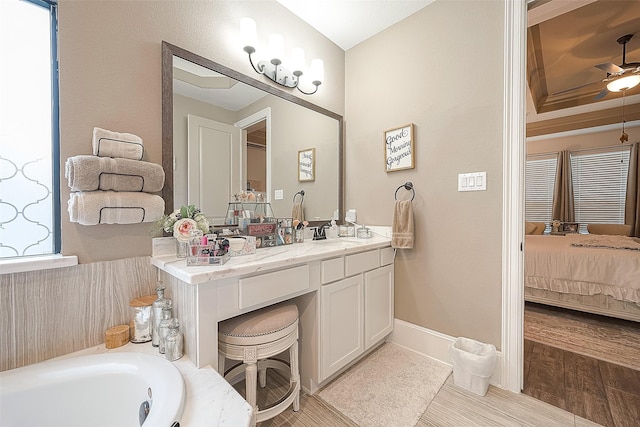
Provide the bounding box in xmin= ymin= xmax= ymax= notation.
xmin=176 ymin=239 xmax=188 ymax=258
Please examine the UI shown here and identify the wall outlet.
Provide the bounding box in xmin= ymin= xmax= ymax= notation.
xmin=274 ymin=189 xmax=284 ymax=200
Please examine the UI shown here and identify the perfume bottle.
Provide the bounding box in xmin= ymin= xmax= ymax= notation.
xmin=165 ymin=319 xmax=184 ymax=362
xmin=158 ymin=301 xmax=173 ymax=354
xmin=151 ymin=283 xmax=170 ymax=347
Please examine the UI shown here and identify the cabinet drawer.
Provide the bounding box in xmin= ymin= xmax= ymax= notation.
xmin=380 ymin=247 xmax=395 ymax=266
xmin=321 ymin=257 xmax=345 ymax=284
xmin=239 ymin=265 xmax=309 ymax=309
xmin=345 ymin=250 xmax=380 ymax=276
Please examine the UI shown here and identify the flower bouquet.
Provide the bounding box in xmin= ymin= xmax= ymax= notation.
xmin=153 ymin=205 xmax=210 ymax=242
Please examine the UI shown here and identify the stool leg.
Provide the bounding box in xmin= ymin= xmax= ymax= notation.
xmin=245 ymin=362 xmax=258 ymax=427
xmin=290 ymin=340 xmax=300 ymax=412
xmin=258 ymin=359 xmax=267 ymax=388
xmin=218 ymin=353 xmax=225 ymax=374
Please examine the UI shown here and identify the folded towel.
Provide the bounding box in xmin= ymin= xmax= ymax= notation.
xmin=392 ymin=200 xmax=414 ymax=249
xmin=292 ymin=202 xmax=304 ymax=223
xmin=68 ymin=191 xmax=164 ymax=225
xmin=65 ymin=155 xmax=164 ymax=193
xmin=92 ymin=127 xmax=144 ymax=160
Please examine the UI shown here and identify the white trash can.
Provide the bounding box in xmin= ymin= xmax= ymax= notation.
xmin=449 ymin=337 xmax=496 ymax=396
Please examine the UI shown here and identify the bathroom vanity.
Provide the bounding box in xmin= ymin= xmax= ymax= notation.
xmin=151 ymin=235 xmax=394 ymax=393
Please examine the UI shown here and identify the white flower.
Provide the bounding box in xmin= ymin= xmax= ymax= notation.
xmin=173 ymin=218 xmax=198 ymax=242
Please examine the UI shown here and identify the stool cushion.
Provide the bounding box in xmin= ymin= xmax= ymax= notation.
xmin=219 ymin=301 xmax=298 ymax=338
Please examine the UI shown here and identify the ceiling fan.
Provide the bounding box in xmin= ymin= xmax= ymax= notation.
xmin=554 ymin=33 xmax=640 ymax=100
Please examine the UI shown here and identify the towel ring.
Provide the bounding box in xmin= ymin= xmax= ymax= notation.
xmin=394 ymin=182 xmax=415 ymax=201
xmin=293 ymin=190 xmax=305 ymax=203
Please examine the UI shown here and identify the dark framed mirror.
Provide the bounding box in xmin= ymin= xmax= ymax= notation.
xmin=161 ymin=41 xmax=344 ymax=225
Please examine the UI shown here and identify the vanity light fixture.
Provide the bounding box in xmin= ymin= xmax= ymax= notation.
xmin=240 ymin=17 xmax=323 ymax=95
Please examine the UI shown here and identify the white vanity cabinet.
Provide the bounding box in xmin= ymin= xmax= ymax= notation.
xmin=320 ymin=274 xmax=364 ymax=380
xmin=151 ymin=235 xmax=394 ymax=395
xmin=319 ymin=247 xmax=395 ymax=382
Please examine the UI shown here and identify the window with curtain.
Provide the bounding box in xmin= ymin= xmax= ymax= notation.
xmin=525 ymin=153 xmax=558 ymax=232
xmin=570 ymin=146 xmax=631 ymax=233
xmin=0 ymin=0 xmax=59 ymax=259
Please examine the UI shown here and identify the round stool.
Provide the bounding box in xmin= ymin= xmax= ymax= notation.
xmin=218 ymin=301 xmax=300 ymax=426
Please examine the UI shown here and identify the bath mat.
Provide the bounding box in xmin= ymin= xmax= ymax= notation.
xmin=525 ymin=303 xmax=640 ymax=370
xmin=318 ymin=342 xmax=451 ymax=427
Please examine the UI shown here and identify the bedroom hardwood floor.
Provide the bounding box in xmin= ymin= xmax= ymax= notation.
xmin=523 ymin=305 xmax=640 ymax=427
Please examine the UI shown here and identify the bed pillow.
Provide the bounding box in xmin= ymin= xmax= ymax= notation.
xmin=525 ymin=222 xmax=537 ymax=235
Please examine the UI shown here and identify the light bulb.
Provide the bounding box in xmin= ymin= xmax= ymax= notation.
xmin=240 ymin=17 xmax=257 ymax=53
xmin=309 ymin=59 xmax=324 ymax=85
xmin=606 ymin=75 xmax=640 ymax=92
xmin=291 ymin=48 xmax=305 ymax=75
xmin=268 ymin=34 xmax=284 ymax=65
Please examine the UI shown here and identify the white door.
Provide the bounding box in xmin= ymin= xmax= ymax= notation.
xmin=364 ymin=265 xmax=394 ymax=350
xmin=320 ymin=275 xmax=364 ymax=381
xmin=187 ymin=115 xmax=241 ymax=223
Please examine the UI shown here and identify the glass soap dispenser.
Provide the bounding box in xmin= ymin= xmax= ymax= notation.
xmin=165 ymin=319 xmax=184 ymax=361
xmin=158 ymin=300 xmax=173 ymax=354
xmin=151 ymin=283 xmax=170 ymax=347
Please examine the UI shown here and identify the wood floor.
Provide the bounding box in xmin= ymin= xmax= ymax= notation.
xmin=523 ymin=339 xmax=640 ymax=427
xmin=522 ymin=305 xmax=640 ymax=427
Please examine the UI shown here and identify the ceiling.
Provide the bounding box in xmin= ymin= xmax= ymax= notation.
xmin=526 ymin=0 xmax=640 ymax=136
xmin=275 ymin=0 xmax=434 ymax=51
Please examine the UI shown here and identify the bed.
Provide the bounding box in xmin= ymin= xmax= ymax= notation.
xmin=524 ymin=234 xmax=640 ymax=322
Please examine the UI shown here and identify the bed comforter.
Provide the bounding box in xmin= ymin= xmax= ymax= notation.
xmin=525 ymin=234 xmax=640 ymax=306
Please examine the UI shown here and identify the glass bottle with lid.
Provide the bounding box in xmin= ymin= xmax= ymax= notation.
xmin=151 ymin=283 xmax=170 ymax=347
xmin=158 ymin=300 xmax=173 ymax=354
xmin=165 ymin=319 xmax=184 ymax=362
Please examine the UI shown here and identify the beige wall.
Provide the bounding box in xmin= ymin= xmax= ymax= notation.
xmin=527 ymin=125 xmax=640 ymax=155
xmin=345 ymin=0 xmax=505 ymax=348
xmin=59 ymin=0 xmax=345 ymax=263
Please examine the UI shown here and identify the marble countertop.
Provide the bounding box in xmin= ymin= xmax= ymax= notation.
xmin=61 ymin=342 xmax=252 ymax=427
xmin=152 ymin=232 xmax=392 ymax=285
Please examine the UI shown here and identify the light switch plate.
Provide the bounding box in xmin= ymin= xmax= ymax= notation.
xmin=458 ymin=172 xmax=487 ymax=191
xmin=274 ymin=189 xmax=284 ymax=200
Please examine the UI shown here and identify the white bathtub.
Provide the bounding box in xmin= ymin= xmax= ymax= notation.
xmin=0 ymin=352 xmax=185 ymax=427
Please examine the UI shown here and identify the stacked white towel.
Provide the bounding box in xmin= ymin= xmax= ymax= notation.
xmin=67 ymin=127 xmax=164 ymax=226
xmin=92 ymin=127 xmax=144 ymax=160
xmin=65 ymin=155 xmax=165 ymax=193
xmin=68 ymin=191 xmax=164 ymax=225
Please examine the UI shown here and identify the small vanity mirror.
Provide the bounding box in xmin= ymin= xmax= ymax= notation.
xmin=162 ymin=42 xmax=343 ymax=225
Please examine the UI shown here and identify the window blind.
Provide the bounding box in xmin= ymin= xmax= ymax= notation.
xmin=570 ymin=146 xmax=630 ymax=232
xmin=525 ymin=153 xmax=558 ymax=229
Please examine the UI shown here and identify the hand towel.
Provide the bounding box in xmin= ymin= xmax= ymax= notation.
xmin=292 ymin=202 xmax=305 ymax=223
xmin=68 ymin=191 xmax=164 ymax=225
xmin=92 ymin=127 xmax=144 ymax=160
xmin=392 ymin=200 xmax=414 ymax=249
xmin=65 ymin=155 xmax=165 ymax=193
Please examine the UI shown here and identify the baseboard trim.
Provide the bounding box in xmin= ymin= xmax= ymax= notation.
xmin=389 ymin=318 xmax=503 ymax=389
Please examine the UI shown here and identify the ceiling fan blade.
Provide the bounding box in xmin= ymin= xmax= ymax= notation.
xmin=593 ymin=88 xmax=609 ymax=100
xmin=552 ymin=80 xmax=602 ymax=95
xmin=595 ymin=62 xmax=624 ymax=74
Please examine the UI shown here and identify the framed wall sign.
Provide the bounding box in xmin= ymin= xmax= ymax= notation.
xmin=298 ymin=148 xmax=315 ymax=181
xmin=384 ymin=123 xmax=414 ymax=172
